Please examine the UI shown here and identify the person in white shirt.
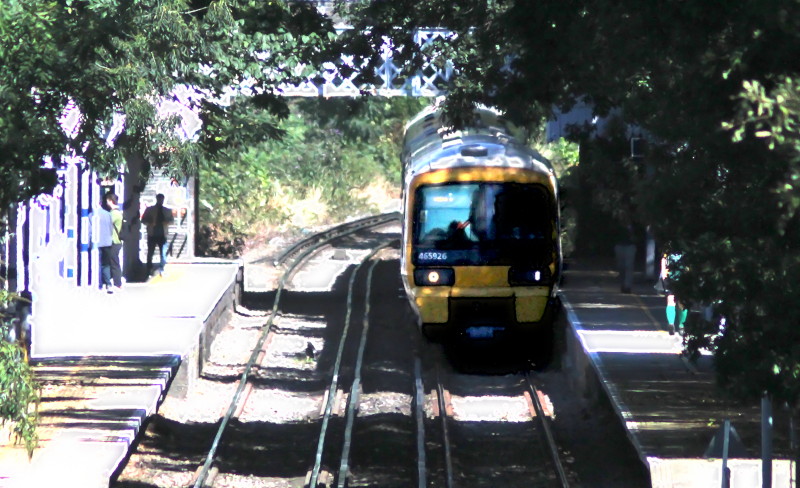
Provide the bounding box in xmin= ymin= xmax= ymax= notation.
xmin=98 ymin=192 xmax=123 ymax=293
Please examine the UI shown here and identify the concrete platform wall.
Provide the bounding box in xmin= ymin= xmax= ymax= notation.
xmin=169 ymin=265 xmax=242 ymax=399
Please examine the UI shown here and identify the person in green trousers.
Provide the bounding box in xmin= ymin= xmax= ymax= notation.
xmin=660 ymin=253 xmax=687 ymax=334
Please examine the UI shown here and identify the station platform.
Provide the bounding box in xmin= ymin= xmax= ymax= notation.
xmin=1 ymin=251 xmax=794 ymax=488
xmin=560 ymin=258 xmax=794 ymax=488
xmin=0 ymin=260 xmax=240 ymax=488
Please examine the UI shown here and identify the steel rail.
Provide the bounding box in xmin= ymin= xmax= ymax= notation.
xmin=524 ymin=373 xmax=570 ymax=488
xmin=273 ymin=212 xmax=399 ymax=267
xmin=413 ymin=357 xmax=427 ymax=488
xmin=435 ymin=364 xmax=456 ymax=488
xmin=308 ymin=241 xmax=394 ymax=488
xmin=192 ymin=220 xmax=394 ymax=488
xmin=336 ymin=252 xmax=388 ymax=488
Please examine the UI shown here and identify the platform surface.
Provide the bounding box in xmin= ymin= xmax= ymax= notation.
xmin=560 ymin=259 xmax=794 ymax=488
xmin=30 ymin=261 xmax=239 ymax=358
xmin=0 ymin=260 xmax=239 ymax=488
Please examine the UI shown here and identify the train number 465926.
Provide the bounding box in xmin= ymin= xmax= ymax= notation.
xmin=418 ymin=251 xmax=448 ymax=261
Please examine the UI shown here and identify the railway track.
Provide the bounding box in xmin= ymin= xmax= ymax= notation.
xmin=416 ymin=361 xmax=571 ymax=488
xmin=307 ymin=243 xmax=395 ymax=488
xmin=273 ymin=212 xmax=400 ymax=267
xmin=115 ymin=213 xmax=579 ymax=488
xmin=187 ymin=214 xmax=400 ymax=488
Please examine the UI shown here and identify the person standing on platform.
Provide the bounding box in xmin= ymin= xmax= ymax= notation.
xmin=660 ymin=253 xmax=687 ymax=334
xmin=98 ymin=192 xmax=123 ymax=293
xmin=141 ymin=193 xmax=174 ymax=277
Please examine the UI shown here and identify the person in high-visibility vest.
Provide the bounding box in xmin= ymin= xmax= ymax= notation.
xmin=99 ymin=192 xmax=123 ymax=293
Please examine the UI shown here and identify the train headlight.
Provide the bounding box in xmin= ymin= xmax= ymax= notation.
xmin=414 ymin=268 xmax=455 ymax=286
xmin=508 ymin=267 xmax=551 ymax=285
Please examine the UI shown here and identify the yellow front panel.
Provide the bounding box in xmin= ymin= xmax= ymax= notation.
xmin=449 ymin=285 xmax=550 ymax=298
xmin=515 ymin=295 xmax=550 ymax=323
xmin=453 ymin=266 xmax=509 ymax=287
xmin=415 ymin=295 xmax=449 ymax=323
xmin=450 ymin=287 xmax=513 ymax=298
xmin=415 ymin=287 xmax=451 ymax=298
xmin=514 ymin=287 xmax=552 ymax=297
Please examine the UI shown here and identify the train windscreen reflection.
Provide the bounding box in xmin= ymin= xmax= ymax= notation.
xmin=413 ymin=182 xmax=553 ymax=265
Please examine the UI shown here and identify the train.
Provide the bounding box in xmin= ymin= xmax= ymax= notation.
xmin=399 ymin=103 xmax=562 ymax=352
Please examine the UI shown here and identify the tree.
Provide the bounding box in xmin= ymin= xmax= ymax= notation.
xmin=343 ymin=0 xmax=800 ymax=405
xmin=0 ymin=0 xmax=341 ymax=451
xmin=0 ymin=0 xmax=339 ymax=212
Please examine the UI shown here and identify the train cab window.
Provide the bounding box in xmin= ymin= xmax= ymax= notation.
xmin=494 ymin=185 xmax=550 ymax=241
xmin=414 ymin=182 xmax=554 ymax=265
xmin=415 ymin=184 xmax=479 ymax=250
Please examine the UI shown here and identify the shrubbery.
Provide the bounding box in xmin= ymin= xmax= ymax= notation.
xmin=0 ymin=286 xmax=39 ymax=457
xmin=197 ymin=98 xmax=428 ymax=257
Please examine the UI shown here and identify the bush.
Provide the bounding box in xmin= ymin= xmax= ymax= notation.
xmin=197 ymin=97 xmax=428 ymax=257
xmin=0 ymin=287 xmax=39 ymax=457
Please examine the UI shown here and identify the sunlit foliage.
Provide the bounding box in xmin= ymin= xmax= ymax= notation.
xmin=197 ymin=97 xmax=428 ymax=257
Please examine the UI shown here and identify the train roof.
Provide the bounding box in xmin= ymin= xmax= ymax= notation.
xmin=402 ymin=105 xmax=553 ymax=181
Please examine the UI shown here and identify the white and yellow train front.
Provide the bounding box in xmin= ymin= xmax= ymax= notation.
xmin=400 ymin=107 xmax=561 ymax=341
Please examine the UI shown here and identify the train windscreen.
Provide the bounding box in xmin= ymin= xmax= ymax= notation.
xmin=413 ymin=183 xmax=554 ymax=266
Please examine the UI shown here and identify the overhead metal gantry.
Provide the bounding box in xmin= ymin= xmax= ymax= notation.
xmin=280 ymin=29 xmax=453 ymax=98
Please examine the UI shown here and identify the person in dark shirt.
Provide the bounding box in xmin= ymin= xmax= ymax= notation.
xmin=141 ymin=193 xmax=174 ymax=277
